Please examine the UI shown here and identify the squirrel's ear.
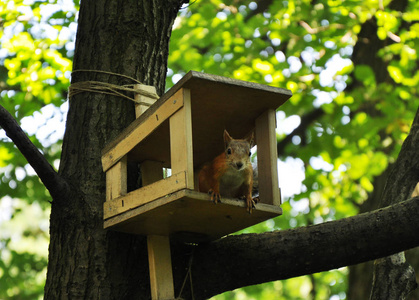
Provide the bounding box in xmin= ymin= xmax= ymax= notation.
xmin=224 ymin=130 xmax=232 ymax=147
xmin=246 ymin=131 xmax=255 ymax=147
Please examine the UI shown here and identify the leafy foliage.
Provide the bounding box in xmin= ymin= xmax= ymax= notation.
xmin=0 ymin=0 xmax=77 ymax=298
xmin=0 ymin=0 xmax=418 ymax=299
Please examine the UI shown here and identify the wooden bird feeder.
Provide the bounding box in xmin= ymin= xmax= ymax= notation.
xmin=101 ymin=71 xmax=291 ymax=299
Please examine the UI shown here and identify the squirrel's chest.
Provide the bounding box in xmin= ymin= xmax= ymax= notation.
xmin=219 ymin=168 xmax=247 ymax=197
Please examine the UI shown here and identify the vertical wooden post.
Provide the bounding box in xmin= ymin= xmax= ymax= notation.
xmin=142 ymin=160 xmax=173 ymax=300
xmin=143 ymin=161 xmax=175 ymax=300
xmin=147 ymin=235 xmax=175 ymax=300
xmin=133 ymin=84 xmax=175 ymax=300
xmin=255 ymin=109 xmax=281 ymax=206
xmin=105 ymin=155 xmax=127 ymax=202
xmin=134 ymin=84 xmax=159 ymax=118
xmin=169 ymin=88 xmax=194 ymax=189
xmin=145 ymin=88 xmax=194 ymax=299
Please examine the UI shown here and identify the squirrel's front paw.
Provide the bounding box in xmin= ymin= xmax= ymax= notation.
xmin=246 ymin=197 xmax=256 ymax=214
xmin=208 ymin=189 xmax=221 ymax=204
xmin=239 ymin=196 xmax=256 ymax=213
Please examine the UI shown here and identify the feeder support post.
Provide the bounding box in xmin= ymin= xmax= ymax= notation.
xmin=134 ymin=85 xmax=175 ymax=300
xmin=147 ymin=235 xmax=175 ymax=300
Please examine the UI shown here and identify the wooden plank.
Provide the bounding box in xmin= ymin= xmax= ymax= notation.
xmin=101 ymin=89 xmax=184 ymax=172
xmin=134 ymin=84 xmax=159 ymax=118
xmin=169 ymin=88 xmax=194 ymax=189
xmin=147 ymin=235 xmax=175 ymax=300
xmin=255 ymin=109 xmax=281 ymax=206
xmin=105 ymin=156 xmax=127 ymax=202
xmin=177 ymin=71 xmax=292 ymax=100
xmin=104 ymin=189 xmax=282 ymax=242
xmin=103 ymin=171 xmax=187 ymax=219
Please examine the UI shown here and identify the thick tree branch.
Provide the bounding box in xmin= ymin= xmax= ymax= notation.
xmin=175 ymin=196 xmax=419 ymax=299
xmin=0 ymin=103 xmax=69 ymax=200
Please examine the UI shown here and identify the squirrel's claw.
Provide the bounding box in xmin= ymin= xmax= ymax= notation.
xmin=208 ymin=189 xmax=221 ymax=204
xmin=246 ymin=197 xmax=257 ymax=214
xmin=239 ymin=196 xmax=257 ymax=213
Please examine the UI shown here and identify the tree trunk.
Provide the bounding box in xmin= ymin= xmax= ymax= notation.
xmin=369 ymin=110 xmax=419 ymax=299
xmin=44 ymin=1 xmax=183 ymax=298
xmin=370 ymin=254 xmax=417 ymax=300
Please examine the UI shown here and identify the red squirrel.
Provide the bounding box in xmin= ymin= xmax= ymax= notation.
xmin=198 ymin=130 xmax=256 ymax=213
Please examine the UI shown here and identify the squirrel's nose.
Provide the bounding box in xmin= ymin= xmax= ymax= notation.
xmin=236 ymin=162 xmax=243 ymax=169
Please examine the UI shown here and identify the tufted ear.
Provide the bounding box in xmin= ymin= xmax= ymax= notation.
xmin=245 ymin=131 xmax=255 ymax=148
xmin=223 ymin=129 xmax=233 ymax=148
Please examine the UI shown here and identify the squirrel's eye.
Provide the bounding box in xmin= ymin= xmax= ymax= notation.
xmin=248 ymin=151 xmax=251 ymax=157
xmin=227 ymin=148 xmax=232 ymax=155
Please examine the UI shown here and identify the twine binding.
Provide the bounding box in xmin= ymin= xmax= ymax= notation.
xmin=68 ymin=69 xmax=159 ymax=105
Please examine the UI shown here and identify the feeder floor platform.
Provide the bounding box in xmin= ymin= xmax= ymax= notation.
xmin=104 ymin=189 xmax=282 ymax=243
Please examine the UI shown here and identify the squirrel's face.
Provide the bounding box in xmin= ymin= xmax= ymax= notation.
xmin=225 ymin=140 xmax=251 ymax=171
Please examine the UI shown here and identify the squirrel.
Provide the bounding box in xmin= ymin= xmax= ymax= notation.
xmin=198 ymin=130 xmax=257 ymax=213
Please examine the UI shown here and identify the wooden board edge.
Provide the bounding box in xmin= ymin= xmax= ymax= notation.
xmin=104 ymin=188 xmax=282 ymax=229
xmin=186 ymin=70 xmax=293 ymax=98
xmin=101 ymin=89 xmax=185 ymax=172
xmin=101 ymin=81 xmax=191 ymax=158
xmin=182 ymin=189 xmax=283 ymax=215
xmin=104 ymin=189 xmax=189 ymax=229
xmin=103 ymin=171 xmax=187 ymax=219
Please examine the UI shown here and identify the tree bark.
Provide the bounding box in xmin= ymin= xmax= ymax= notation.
xmin=44 ymin=0 xmax=183 ymax=298
xmin=369 ymin=110 xmax=419 ymax=299
xmin=370 ymin=254 xmax=417 ymax=300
